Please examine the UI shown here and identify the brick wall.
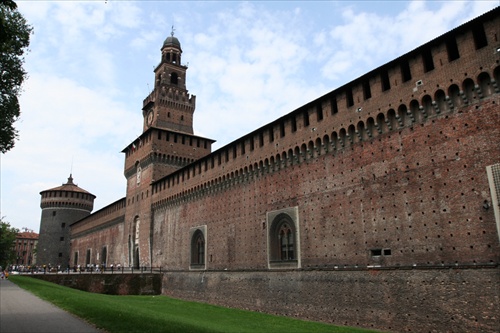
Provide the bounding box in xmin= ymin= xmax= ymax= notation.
xmin=151 ymin=99 xmax=500 ymax=270
xmin=162 ymin=268 xmax=499 ymax=333
xmin=32 ymin=273 xmax=162 ymax=295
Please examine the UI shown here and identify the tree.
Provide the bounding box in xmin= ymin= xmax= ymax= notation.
xmin=0 ymin=219 xmax=19 ymax=268
xmin=0 ymin=0 xmax=32 ymax=153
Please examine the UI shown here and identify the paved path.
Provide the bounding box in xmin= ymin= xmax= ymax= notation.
xmin=0 ymin=278 xmax=101 ymax=333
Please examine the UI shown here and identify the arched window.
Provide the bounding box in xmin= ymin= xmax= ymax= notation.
xmin=101 ymin=246 xmax=107 ymax=266
xmin=190 ymin=227 xmax=206 ymax=269
xmin=278 ymin=222 xmax=294 ymax=260
xmin=268 ymin=208 xmax=300 ymax=269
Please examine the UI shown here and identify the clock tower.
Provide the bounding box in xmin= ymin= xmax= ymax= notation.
xmin=121 ymin=31 xmax=214 ymax=268
xmin=142 ymin=30 xmax=194 ymax=134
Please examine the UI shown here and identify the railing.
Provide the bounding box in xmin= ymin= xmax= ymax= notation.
xmin=14 ymin=266 xmax=164 ymax=275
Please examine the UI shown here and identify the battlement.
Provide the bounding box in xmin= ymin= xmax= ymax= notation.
xmin=142 ymin=87 xmax=196 ymax=109
xmin=150 ymin=7 xmax=500 ymax=207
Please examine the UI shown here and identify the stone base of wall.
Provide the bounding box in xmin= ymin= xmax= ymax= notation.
xmin=31 ymin=273 xmax=162 ymax=295
xmin=162 ymin=267 xmax=499 ymax=333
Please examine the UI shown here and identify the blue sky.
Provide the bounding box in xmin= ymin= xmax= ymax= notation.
xmin=1 ymin=1 xmax=498 ymax=233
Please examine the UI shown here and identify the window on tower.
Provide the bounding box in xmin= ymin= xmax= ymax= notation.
xmin=170 ymin=72 xmax=178 ymax=85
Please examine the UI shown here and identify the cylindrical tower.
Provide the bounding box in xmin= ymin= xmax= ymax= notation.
xmin=37 ymin=174 xmax=95 ymax=269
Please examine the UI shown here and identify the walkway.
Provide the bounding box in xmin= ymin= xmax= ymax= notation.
xmin=0 ymin=278 xmax=101 ymax=333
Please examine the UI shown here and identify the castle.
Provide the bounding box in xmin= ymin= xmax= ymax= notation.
xmin=38 ymin=7 xmax=500 ymax=332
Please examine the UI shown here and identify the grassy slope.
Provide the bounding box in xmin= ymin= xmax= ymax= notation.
xmin=9 ymin=275 xmax=380 ymax=333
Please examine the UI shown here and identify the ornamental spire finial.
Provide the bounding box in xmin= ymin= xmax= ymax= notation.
xmin=171 ymin=25 xmax=175 ymax=37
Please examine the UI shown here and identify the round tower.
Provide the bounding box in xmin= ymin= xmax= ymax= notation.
xmin=37 ymin=174 xmax=95 ymax=269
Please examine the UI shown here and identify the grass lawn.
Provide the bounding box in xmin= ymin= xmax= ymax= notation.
xmin=9 ymin=275 xmax=379 ymax=333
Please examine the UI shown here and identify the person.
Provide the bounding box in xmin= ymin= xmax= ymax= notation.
xmin=1 ymin=271 xmax=5 ymax=279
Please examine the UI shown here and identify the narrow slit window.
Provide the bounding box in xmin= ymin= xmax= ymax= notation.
xmin=331 ymin=96 xmax=338 ymax=115
xmin=363 ymin=80 xmax=372 ymax=100
xmin=422 ymin=48 xmax=434 ymax=72
xmin=446 ymin=37 xmax=460 ymax=61
xmin=381 ymin=70 xmax=391 ymax=91
xmin=346 ymin=88 xmax=354 ymax=107
xmin=401 ymin=60 xmax=412 ymax=82
xmin=472 ymin=24 xmax=488 ymax=49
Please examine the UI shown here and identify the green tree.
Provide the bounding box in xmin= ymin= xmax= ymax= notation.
xmin=0 ymin=0 xmax=32 ymax=153
xmin=0 ymin=220 xmax=19 ymax=268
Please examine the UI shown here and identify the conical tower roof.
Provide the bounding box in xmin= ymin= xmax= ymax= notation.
xmin=40 ymin=174 xmax=95 ymax=197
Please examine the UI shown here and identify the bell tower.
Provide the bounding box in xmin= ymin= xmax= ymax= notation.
xmin=142 ymin=29 xmax=195 ymax=134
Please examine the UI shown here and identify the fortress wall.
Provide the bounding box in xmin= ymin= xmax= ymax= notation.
xmin=162 ymin=267 xmax=500 ymax=333
xmin=152 ymin=98 xmax=499 ymax=333
xmin=70 ymin=217 xmax=125 ymax=267
xmin=70 ymin=198 xmax=126 ymax=235
xmin=152 ymin=98 xmax=500 ymax=271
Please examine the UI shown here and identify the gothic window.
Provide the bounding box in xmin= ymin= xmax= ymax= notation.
xmin=190 ymin=226 xmax=207 ymax=269
xmin=279 ymin=223 xmax=294 ymax=260
xmin=268 ymin=208 xmax=300 ymax=269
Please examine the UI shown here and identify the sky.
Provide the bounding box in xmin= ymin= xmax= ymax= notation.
xmin=1 ymin=0 xmax=498 ymax=233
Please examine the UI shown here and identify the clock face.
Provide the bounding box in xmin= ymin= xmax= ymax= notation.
xmin=147 ymin=111 xmax=154 ymax=126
